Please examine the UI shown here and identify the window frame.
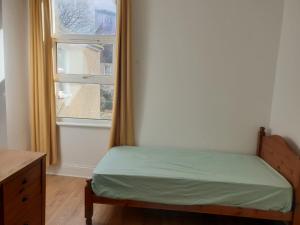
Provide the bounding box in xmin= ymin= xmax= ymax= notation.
xmin=51 ymin=5 xmax=117 ymax=127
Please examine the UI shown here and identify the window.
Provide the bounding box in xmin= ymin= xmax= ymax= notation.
xmin=52 ymin=0 xmax=117 ymax=126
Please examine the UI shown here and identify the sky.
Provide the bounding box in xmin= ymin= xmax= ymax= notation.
xmin=94 ymin=0 xmax=116 ymax=13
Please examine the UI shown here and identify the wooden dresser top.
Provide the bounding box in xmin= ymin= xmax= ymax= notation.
xmin=0 ymin=150 xmax=45 ymax=184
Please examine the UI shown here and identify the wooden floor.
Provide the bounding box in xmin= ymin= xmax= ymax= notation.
xmin=46 ymin=175 xmax=283 ymax=225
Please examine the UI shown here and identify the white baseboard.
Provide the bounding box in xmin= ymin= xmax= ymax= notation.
xmin=47 ymin=163 xmax=94 ymax=178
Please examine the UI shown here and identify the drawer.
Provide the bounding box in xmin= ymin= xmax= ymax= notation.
xmin=4 ymin=195 xmax=42 ymax=225
xmin=4 ymin=179 xmax=41 ymax=215
xmin=3 ymin=162 xmax=41 ymax=200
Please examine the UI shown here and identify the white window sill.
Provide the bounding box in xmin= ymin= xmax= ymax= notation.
xmin=56 ymin=118 xmax=112 ymax=129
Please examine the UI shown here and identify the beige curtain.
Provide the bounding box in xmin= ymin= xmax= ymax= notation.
xmin=109 ymin=0 xmax=135 ymax=147
xmin=28 ymin=0 xmax=58 ymax=165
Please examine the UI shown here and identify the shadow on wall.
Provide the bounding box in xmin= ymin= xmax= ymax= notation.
xmin=0 ymin=81 xmax=7 ymax=148
xmin=0 ymin=0 xmax=2 ymax=29
xmin=0 ymin=0 xmax=4 ymax=83
xmin=285 ymin=137 xmax=300 ymax=154
xmin=0 ymin=0 xmax=6 ymax=147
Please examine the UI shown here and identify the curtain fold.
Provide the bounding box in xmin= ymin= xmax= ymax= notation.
xmin=28 ymin=0 xmax=58 ymax=165
xmin=109 ymin=0 xmax=135 ymax=148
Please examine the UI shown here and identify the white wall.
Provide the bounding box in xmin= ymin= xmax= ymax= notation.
xmin=49 ymin=0 xmax=285 ymax=177
xmin=3 ymin=0 xmax=30 ymax=150
xmin=48 ymin=126 xmax=110 ymax=177
xmin=0 ymin=0 xmax=7 ymax=148
xmin=0 ymin=0 xmax=287 ymax=177
xmin=0 ymin=81 xmax=6 ymax=148
xmin=0 ymin=0 xmax=4 ymax=82
xmin=50 ymin=0 xmax=284 ymax=177
xmin=133 ymin=0 xmax=284 ymax=154
xmin=0 ymin=30 xmax=4 ymax=82
xmin=270 ymin=0 xmax=300 ymax=152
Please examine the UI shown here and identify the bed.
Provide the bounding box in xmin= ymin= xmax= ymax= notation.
xmin=85 ymin=127 xmax=300 ymax=225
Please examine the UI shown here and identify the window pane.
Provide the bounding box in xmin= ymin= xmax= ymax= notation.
xmin=55 ymin=83 xmax=113 ymax=120
xmin=53 ymin=0 xmax=117 ymax=35
xmin=57 ymin=43 xmax=114 ymax=76
xmin=56 ymin=83 xmax=100 ymax=119
xmin=100 ymin=85 xmax=114 ymax=120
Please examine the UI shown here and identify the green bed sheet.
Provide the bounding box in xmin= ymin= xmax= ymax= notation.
xmin=92 ymin=146 xmax=292 ymax=212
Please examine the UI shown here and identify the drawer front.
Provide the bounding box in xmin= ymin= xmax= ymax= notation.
xmin=4 ymin=179 xmax=41 ymax=215
xmin=3 ymin=162 xmax=41 ymax=200
xmin=3 ymin=161 xmax=42 ymax=225
xmin=4 ymin=195 xmax=42 ymax=225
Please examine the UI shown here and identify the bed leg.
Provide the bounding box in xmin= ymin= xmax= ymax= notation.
xmin=289 ymin=204 xmax=300 ymax=225
xmin=85 ymin=179 xmax=94 ymax=225
xmin=291 ymin=204 xmax=300 ymax=225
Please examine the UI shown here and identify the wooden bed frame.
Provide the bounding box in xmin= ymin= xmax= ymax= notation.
xmin=85 ymin=127 xmax=300 ymax=225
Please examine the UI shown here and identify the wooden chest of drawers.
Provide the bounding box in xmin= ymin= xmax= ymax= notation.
xmin=0 ymin=150 xmax=46 ymax=225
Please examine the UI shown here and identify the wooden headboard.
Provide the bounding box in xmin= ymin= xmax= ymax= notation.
xmin=257 ymin=127 xmax=300 ymax=205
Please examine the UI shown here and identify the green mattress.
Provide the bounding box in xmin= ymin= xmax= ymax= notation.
xmin=92 ymin=146 xmax=292 ymax=212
